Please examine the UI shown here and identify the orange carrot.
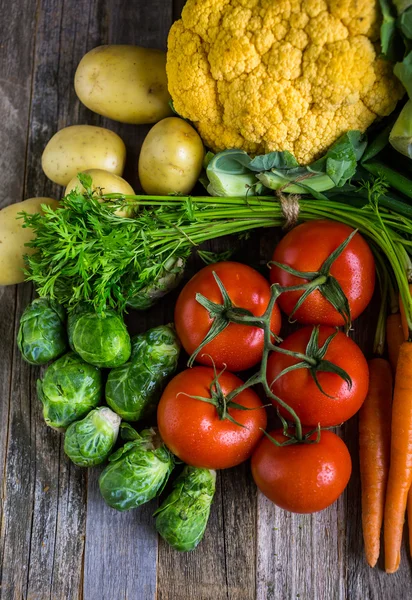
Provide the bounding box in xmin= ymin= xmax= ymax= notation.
xmin=387 ymin=313 xmax=405 ymax=373
xmin=359 ymin=358 xmax=393 ymax=567
xmin=399 ymin=283 xmax=412 ymax=341
xmin=384 ymin=341 xmax=412 ymax=573
xmin=408 ymin=487 xmax=412 ymax=558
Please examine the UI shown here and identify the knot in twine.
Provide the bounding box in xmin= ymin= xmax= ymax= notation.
xmin=277 ymin=193 xmax=300 ymax=230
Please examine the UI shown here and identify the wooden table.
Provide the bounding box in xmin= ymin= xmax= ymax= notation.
xmin=1 ymin=1 xmax=411 ymax=598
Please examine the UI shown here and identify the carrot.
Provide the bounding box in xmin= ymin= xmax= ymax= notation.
xmin=408 ymin=487 xmax=412 ymax=558
xmin=387 ymin=313 xmax=405 ymax=373
xmin=384 ymin=341 xmax=412 ymax=573
xmin=359 ymin=358 xmax=393 ymax=567
xmin=399 ymin=283 xmax=412 ymax=341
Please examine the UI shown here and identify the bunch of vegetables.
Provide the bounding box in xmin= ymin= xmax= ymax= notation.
xmin=2 ymin=0 xmax=412 ymax=571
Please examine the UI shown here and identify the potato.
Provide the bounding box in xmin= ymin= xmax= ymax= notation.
xmin=65 ymin=169 xmax=135 ymax=217
xmin=65 ymin=169 xmax=135 ymax=196
xmin=138 ymin=117 xmax=204 ymax=195
xmin=0 ymin=197 xmax=58 ymax=286
xmin=42 ymin=125 xmax=126 ymax=186
xmin=74 ymin=45 xmax=172 ymax=125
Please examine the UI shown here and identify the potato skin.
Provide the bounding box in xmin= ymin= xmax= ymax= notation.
xmin=42 ymin=125 xmax=126 ymax=186
xmin=138 ymin=117 xmax=204 ymax=195
xmin=75 ymin=45 xmax=172 ymax=124
xmin=65 ymin=169 xmax=135 ymax=217
xmin=0 ymin=198 xmax=58 ymax=286
xmin=65 ymin=169 xmax=134 ymax=196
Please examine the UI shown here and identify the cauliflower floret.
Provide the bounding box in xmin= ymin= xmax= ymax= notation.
xmin=167 ymin=0 xmax=403 ymax=164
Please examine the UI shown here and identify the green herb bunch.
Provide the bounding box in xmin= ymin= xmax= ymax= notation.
xmin=21 ymin=175 xmax=412 ymax=330
xmin=22 ymin=175 xmax=191 ymax=313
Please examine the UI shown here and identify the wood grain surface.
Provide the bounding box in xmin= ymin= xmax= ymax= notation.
xmin=0 ymin=1 xmax=411 ymax=599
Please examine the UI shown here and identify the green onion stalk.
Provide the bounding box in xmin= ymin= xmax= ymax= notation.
xmin=22 ymin=185 xmax=412 ymax=334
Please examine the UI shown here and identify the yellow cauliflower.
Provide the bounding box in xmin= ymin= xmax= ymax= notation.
xmin=167 ymin=0 xmax=404 ymax=164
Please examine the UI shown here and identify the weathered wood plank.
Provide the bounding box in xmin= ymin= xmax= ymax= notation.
xmin=17 ymin=1 xmax=100 ymax=598
xmin=80 ymin=2 xmax=173 ymax=599
xmin=0 ymin=0 xmax=40 ymax=598
xmin=84 ymin=468 xmax=158 ymax=600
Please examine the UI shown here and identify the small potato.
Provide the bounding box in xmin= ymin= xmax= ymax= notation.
xmin=75 ymin=45 xmax=172 ymax=125
xmin=65 ymin=169 xmax=135 ymax=196
xmin=138 ymin=117 xmax=204 ymax=195
xmin=65 ymin=169 xmax=135 ymax=217
xmin=42 ymin=125 xmax=126 ymax=186
xmin=0 ymin=197 xmax=58 ymax=286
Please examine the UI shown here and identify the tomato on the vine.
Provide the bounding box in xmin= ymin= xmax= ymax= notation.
xmin=157 ymin=366 xmax=267 ymax=469
xmin=174 ymin=261 xmax=281 ymax=371
xmin=251 ymin=429 xmax=352 ymax=513
xmin=269 ymin=220 xmax=375 ymax=327
xmin=267 ymin=326 xmax=369 ymax=427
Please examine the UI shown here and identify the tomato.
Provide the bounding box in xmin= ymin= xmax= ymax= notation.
xmin=251 ymin=429 xmax=352 ymax=513
xmin=175 ymin=261 xmax=281 ymax=371
xmin=157 ymin=366 xmax=267 ymax=469
xmin=270 ymin=220 xmax=375 ymax=326
xmin=267 ymin=326 xmax=369 ymax=427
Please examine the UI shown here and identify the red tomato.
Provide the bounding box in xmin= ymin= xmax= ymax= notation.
xmin=251 ymin=429 xmax=352 ymax=513
xmin=175 ymin=261 xmax=281 ymax=371
xmin=270 ymin=220 xmax=375 ymax=326
xmin=157 ymin=366 xmax=267 ymax=469
xmin=267 ymin=326 xmax=369 ymax=427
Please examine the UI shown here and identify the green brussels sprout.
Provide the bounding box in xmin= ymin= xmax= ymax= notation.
xmin=37 ymin=352 xmax=102 ymax=430
xmin=127 ymin=257 xmax=186 ymax=310
xmin=68 ymin=304 xmax=131 ymax=368
xmin=99 ymin=425 xmax=174 ymax=511
xmin=17 ymin=297 xmax=67 ymax=365
xmin=64 ymin=407 xmax=121 ymax=467
xmin=105 ymin=324 xmax=180 ymax=421
xmin=154 ymin=466 xmax=216 ymax=552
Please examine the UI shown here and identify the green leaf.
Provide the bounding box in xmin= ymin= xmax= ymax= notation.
xmin=362 ymin=120 xmax=396 ymax=162
xmin=379 ymin=0 xmax=398 ymax=57
xmin=120 ymin=423 xmax=141 ymax=441
xmin=394 ymin=50 xmax=412 ymax=98
xmin=393 ymin=0 xmax=412 ymax=15
xmin=310 ymin=131 xmax=367 ymax=187
xmin=389 ymin=99 xmax=412 ymax=157
xmin=77 ymin=172 xmax=93 ymax=194
xmin=248 ymin=150 xmax=299 ymax=172
xmin=399 ymin=6 xmax=412 ymax=38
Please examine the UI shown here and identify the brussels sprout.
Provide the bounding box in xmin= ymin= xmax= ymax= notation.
xmin=17 ymin=297 xmax=67 ymax=365
xmin=154 ymin=466 xmax=216 ymax=552
xmin=64 ymin=407 xmax=121 ymax=467
xmin=37 ymin=352 xmax=102 ymax=430
xmin=99 ymin=425 xmax=174 ymax=511
xmin=68 ymin=304 xmax=131 ymax=368
xmin=105 ymin=324 xmax=180 ymax=421
xmin=127 ymin=257 xmax=186 ymax=310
